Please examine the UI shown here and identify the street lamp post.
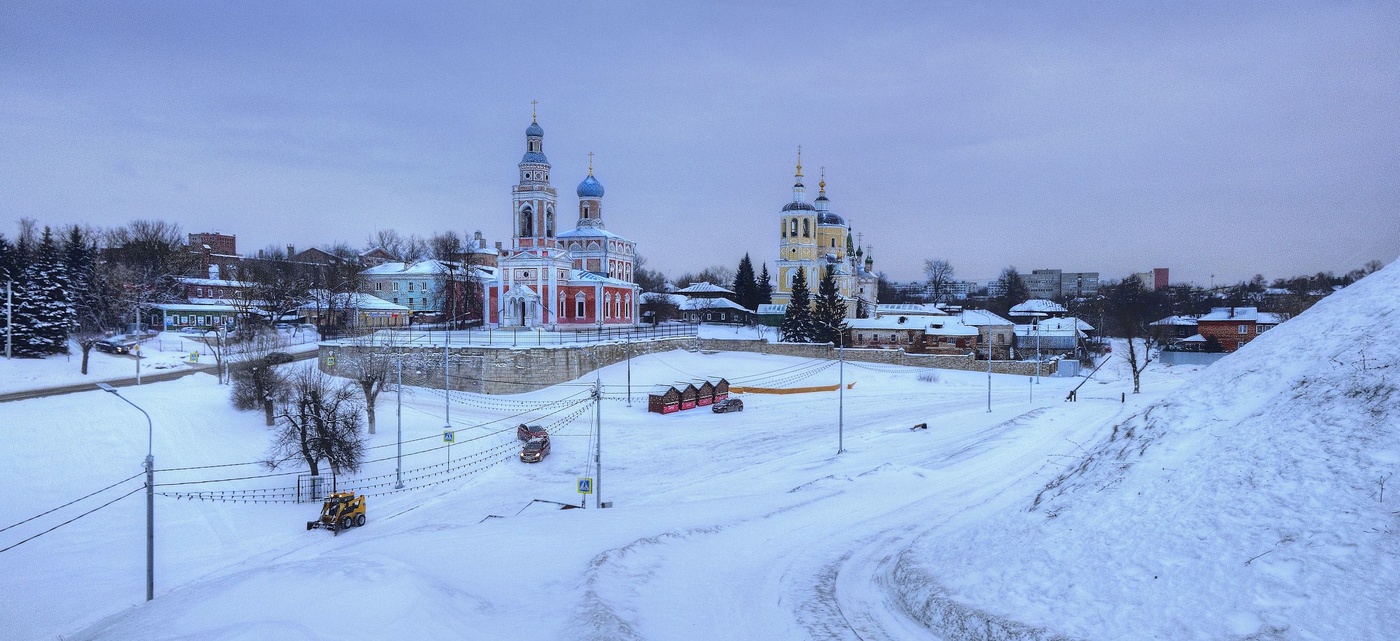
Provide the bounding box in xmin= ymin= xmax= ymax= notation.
xmin=837 ymin=331 xmax=844 ymax=455
xmin=395 ymin=351 xmax=403 ymax=489
xmin=96 ymin=383 xmax=154 ymax=601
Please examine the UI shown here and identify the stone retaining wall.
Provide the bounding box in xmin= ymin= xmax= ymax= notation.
xmin=320 ymin=336 xmax=1055 ymax=396
xmin=320 ymin=337 xmax=695 ymax=395
xmin=696 ymin=338 xmax=1056 ymax=377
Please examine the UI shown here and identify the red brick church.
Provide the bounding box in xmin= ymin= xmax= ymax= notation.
xmin=484 ymin=109 xmax=639 ymax=328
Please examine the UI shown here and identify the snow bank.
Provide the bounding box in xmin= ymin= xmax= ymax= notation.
xmin=903 ymin=260 xmax=1400 ymax=639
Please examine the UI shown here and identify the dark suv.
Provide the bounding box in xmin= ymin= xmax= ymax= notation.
xmin=519 ymin=437 xmax=551 ymax=463
xmin=712 ymin=398 xmax=743 ymax=413
xmin=517 ymin=424 xmax=548 ymax=441
xmin=95 ymin=336 xmax=139 ymax=354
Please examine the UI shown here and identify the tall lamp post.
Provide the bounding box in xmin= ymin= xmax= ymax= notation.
xmin=816 ymin=319 xmax=846 ymax=455
xmin=96 ymin=383 xmax=154 ymax=601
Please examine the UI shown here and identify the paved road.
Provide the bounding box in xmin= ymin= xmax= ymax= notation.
xmin=0 ymin=350 xmax=319 ymax=403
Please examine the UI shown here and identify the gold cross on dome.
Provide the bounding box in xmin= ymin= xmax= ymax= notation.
xmin=531 ymin=99 xmax=538 ymax=121
xmin=588 ymin=151 xmax=594 ymax=174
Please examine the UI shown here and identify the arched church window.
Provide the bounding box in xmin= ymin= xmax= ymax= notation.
xmin=520 ymin=207 xmax=533 ymax=237
xmin=575 ymin=292 xmax=587 ymax=318
xmin=803 ymin=219 xmax=810 ymax=237
xmin=789 ymin=219 xmax=797 ymax=236
xmin=546 ymin=208 xmax=555 ymax=237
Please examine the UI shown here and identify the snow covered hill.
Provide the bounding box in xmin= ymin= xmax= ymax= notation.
xmin=901 ymin=260 xmax=1400 ymax=639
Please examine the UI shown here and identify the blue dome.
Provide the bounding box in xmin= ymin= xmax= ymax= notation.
xmin=577 ymin=174 xmax=604 ymax=198
xmin=521 ymin=151 xmax=549 ymax=165
xmin=818 ymin=211 xmax=845 ymax=225
xmin=781 ymin=201 xmax=816 ymax=212
xmin=526 ymin=121 xmax=544 ymax=137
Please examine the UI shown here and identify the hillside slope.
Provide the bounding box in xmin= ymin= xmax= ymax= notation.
xmin=901 ymin=259 xmax=1400 ymax=640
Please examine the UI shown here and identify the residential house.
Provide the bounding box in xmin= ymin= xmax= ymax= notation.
xmin=960 ymin=309 xmax=1016 ymax=360
xmin=299 ymin=293 xmax=410 ymax=332
xmin=1195 ymin=307 xmax=1284 ymax=352
xmin=361 ymin=260 xmax=473 ymax=321
xmin=681 ymin=297 xmax=754 ymax=325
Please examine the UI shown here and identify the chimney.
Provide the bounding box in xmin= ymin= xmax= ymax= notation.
xmin=1229 ymin=307 xmax=1235 ymax=318
xmin=287 ymin=244 xmax=295 ymax=257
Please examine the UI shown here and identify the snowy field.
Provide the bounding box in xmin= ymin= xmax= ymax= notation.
xmin=2 ymin=261 xmax=1396 ymax=640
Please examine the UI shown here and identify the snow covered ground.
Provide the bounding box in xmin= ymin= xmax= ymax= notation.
xmin=0 ymin=328 xmax=321 ymax=394
xmin=1 ymin=262 xmax=1394 ymax=640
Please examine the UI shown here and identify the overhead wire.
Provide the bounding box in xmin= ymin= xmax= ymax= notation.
xmin=0 ymin=485 xmax=144 ymax=555
xmin=0 ymin=471 xmax=144 ymax=535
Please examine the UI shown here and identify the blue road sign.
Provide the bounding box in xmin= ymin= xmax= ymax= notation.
xmin=443 ymin=430 xmax=455 ymax=443
xmin=577 ymin=478 xmax=594 ymax=494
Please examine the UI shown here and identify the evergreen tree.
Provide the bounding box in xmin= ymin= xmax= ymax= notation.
xmin=992 ymin=266 xmax=1030 ymax=316
xmin=813 ymin=266 xmax=848 ymax=344
xmin=13 ymin=228 xmax=73 ymax=356
xmin=780 ymin=268 xmax=814 ymax=342
xmin=65 ymin=226 xmax=116 ymax=373
xmin=732 ymin=254 xmax=758 ymax=311
xmin=0 ymin=235 xmax=14 ymax=346
xmin=756 ymin=263 xmax=774 ymax=305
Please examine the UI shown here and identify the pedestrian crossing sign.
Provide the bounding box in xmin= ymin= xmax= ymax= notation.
xmin=577 ymin=478 xmax=593 ymax=494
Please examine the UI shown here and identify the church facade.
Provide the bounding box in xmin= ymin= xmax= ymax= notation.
xmin=483 ymin=113 xmax=639 ymax=328
xmin=773 ymin=152 xmax=878 ymax=317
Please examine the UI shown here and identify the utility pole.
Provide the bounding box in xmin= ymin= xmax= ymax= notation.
xmin=625 ymin=336 xmax=632 ymax=408
xmin=986 ymin=325 xmax=993 ymax=413
xmin=396 ymin=352 xmax=403 ymax=489
xmin=6 ymin=280 xmax=12 ymax=359
xmin=97 ymin=383 xmax=154 ymax=601
xmin=594 ymin=369 xmax=603 ymax=508
xmin=837 ymin=332 xmax=844 ymax=455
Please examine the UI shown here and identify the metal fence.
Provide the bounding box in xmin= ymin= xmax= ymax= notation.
xmin=296 ymin=474 xmax=335 ymax=503
xmin=347 ymin=322 xmax=699 ymax=348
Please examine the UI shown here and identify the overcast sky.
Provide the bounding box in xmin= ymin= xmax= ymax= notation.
xmin=2 ymin=1 xmax=1396 ymax=286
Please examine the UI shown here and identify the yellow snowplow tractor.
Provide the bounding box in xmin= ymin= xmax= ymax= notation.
xmin=307 ymin=492 xmax=366 ymax=534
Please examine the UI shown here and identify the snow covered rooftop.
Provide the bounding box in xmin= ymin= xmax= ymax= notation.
xmin=1008 ymin=299 xmax=1068 ymax=316
xmin=680 ymin=297 xmax=748 ymax=312
xmin=674 ymin=282 xmax=734 ymax=295
xmin=959 ymin=309 xmax=1014 ymax=326
xmin=360 ymin=260 xmax=458 ymax=276
xmin=1036 ymin=316 xmax=1095 ymax=332
xmin=874 ymin=303 xmax=947 ymax=317
xmin=299 ymin=293 xmax=409 ymax=311
xmin=1150 ymin=314 xmax=1199 ymax=326
xmin=1198 ymin=306 xmax=1285 ymax=324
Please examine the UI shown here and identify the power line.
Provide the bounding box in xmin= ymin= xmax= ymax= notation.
xmin=0 ymin=485 xmax=144 ymax=555
xmin=0 ymin=471 xmax=144 ymax=535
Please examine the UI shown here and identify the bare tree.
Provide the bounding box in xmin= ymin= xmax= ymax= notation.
xmin=1110 ymin=275 xmax=1158 ymax=394
xmin=267 ymin=367 xmax=365 ymax=477
xmin=923 ymin=258 xmax=956 ymax=304
xmin=366 ymin=228 xmax=428 ymax=263
xmin=104 ymin=219 xmax=199 ymax=330
xmin=337 ymin=333 xmax=402 ymax=434
xmin=241 ymin=254 xmax=313 ymax=326
xmin=230 ymin=335 xmax=292 ymax=426
xmin=675 ymin=265 xmax=734 ymax=289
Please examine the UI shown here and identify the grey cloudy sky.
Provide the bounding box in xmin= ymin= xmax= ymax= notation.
xmin=2 ymin=1 xmax=1396 ymax=286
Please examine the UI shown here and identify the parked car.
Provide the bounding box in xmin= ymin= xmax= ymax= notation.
xmin=517 ymin=424 xmax=548 ymax=441
xmin=712 ymin=398 xmax=743 ymax=413
xmin=95 ymin=336 xmax=139 ymax=354
xmin=265 ymin=352 xmax=294 ymax=365
xmin=519 ymin=437 xmax=551 ymax=463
